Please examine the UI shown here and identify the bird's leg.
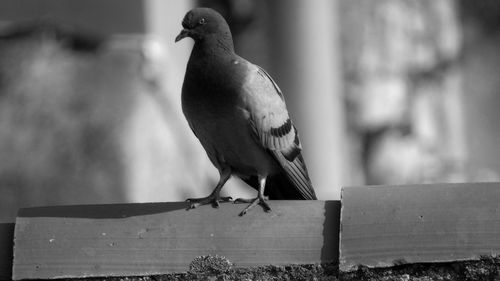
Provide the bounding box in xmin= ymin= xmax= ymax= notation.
xmin=236 ymin=176 xmax=271 ymax=216
xmin=186 ymin=168 xmax=232 ymax=209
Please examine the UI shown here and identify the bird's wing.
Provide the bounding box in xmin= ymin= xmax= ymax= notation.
xmin=241 ymin=64 xmax=317 ymax=200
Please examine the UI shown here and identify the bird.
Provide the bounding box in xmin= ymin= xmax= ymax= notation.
xmin=175 ymin=7 xmax=317 ymax=216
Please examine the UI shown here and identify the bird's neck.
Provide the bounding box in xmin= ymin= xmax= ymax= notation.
xmin=192 ymin=33 xmax=235 ymax=58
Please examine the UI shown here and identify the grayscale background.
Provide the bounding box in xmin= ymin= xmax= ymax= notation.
xmin=0 ymin=0 xmax=498 ymax=222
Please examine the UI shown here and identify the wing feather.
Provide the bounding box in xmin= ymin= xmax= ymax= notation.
xmin=242 ymin=63 xmax=317 ymax=200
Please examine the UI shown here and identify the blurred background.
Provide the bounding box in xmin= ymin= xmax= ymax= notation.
xmin=0 ymin=0 xmax=499 ymax=222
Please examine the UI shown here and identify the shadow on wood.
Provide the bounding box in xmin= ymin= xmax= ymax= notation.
xmin=0 ymin=223 xmax=14 ymax=281
xmin=17 ymin=202 xmax=189 ymax=219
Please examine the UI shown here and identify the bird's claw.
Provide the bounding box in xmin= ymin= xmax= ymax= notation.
xmin=236 ymin=196 xmax=271 ymax=216
xmin=186 ymin=196 xmax=232 ymax=210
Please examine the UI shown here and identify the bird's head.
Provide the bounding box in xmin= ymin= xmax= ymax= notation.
xmin=175 ymin=8 xmax=232 ymax=44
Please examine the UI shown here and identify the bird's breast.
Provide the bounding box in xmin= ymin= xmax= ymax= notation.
xmin=182 ymin=66 xmax=244 ymax=120
xmin=184 ymin=103 xmax=279 ymax=177
xmin=181 ymin=56 xmax=279 ymax=176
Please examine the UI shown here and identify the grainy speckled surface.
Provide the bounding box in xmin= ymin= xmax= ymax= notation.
xmin=50 ymin=257 xmax=500 ymax=281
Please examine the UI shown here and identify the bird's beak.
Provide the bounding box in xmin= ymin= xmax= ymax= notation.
xmin=175 ymin=29 xmax=191 ymax=42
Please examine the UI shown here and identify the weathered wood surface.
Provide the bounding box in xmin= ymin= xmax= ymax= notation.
xmin=340 ymin=182 xmax=500 ymax=271
xmin=0 ymin=223 xmax=14 ymax=280
xmin=13 ymin=200 xmax=339 ymax=280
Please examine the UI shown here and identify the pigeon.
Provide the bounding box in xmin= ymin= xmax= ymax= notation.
xmin=176 ymin=7 xmax=317 ymax=216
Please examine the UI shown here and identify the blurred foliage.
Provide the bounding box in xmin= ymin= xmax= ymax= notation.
xmin=339 ymin=0 xmax=466 ymax=185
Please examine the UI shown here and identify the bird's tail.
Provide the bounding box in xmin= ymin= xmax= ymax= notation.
xmin=264 ymin=172 xmax=314 ymax=200
xmin=274 ymin=153 xmax=317 ymax=200
xmin=242 ymin=154 xmax=317 ymax=200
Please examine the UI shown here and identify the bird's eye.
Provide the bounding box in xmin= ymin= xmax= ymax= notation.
xmin=198 ymin=18 xmax=206 ymax=25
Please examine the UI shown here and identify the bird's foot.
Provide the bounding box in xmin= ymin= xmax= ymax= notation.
xmin=235 ymin=195 xmax=271 ymax=216
xmin=186 ymin=195 xmax=232 ymax=209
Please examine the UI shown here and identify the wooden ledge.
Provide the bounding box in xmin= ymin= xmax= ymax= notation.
xmin=340 ymin=182 xmax=500 ymax=271
xmin=13 ymin=200 xmax=340 ymax=280
xmin=10 ymin=182 xmax=500 ymax=279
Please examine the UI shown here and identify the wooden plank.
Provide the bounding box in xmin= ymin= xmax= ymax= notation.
xmin=0 ymin=223 xmax=14 ymax=280
xmin=13 ymin=200 xmax=339 ymax=280
xmin=340 ymin=182 xmax=500 ymax=271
